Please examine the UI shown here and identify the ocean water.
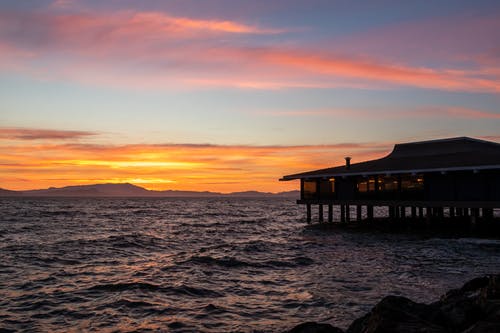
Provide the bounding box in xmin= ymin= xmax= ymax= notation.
xmin=1 ymin=198 xmax=499 ymax=332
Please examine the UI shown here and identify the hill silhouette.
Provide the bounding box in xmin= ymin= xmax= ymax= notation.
xmin=0 ymin=183 xmax=299 ymax=198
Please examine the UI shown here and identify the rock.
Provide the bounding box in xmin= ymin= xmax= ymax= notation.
xmin=287 ymin=321 xmax=344 ymax=333
xmin=434 ymin=274 xmax=499 ymax=331
xmin=288 ymin=274 xmax=500 ymax=333
xmin=346 ymin=296 xmax=446 ymax=333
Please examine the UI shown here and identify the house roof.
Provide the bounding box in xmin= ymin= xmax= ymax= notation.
xmin=280 ymin=137 xmax=500 ymax=181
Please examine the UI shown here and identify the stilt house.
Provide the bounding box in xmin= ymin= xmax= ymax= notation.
xmin=280 ymin=137 xmax=500 ymax=223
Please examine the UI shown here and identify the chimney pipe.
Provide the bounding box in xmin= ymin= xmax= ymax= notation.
xmin=345 ymin=156 xmax=351 ymax=170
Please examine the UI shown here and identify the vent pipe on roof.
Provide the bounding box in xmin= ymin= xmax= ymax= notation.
xmin=345 ymin=156 xmax=351 ymax=170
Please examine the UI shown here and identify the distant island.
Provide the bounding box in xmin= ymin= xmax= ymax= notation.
xmin=0 ymin=183 xmax=299 ymax=198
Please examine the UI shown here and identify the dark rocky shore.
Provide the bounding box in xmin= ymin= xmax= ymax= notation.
xmin=287 ymin=274 xmax=500 ymax=333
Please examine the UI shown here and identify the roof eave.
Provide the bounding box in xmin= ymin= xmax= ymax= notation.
xmin=281 ymin=164 xmax=500 ymax=180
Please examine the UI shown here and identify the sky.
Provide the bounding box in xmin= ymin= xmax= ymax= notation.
xmin=0 ymin=0 xmax=499 ymax=192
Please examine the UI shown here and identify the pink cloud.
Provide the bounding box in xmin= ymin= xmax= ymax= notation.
xmin=331 ymin=13 xmax=500 ymax=66
xmin=0 ymin=128 xmax=97 ymax=140
xmin=426 ymin=107 xmax=500 ymax=119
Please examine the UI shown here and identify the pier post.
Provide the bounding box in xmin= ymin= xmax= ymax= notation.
xmin=418 ymin=207 xmax=424 ymax=219
xmin=411 ymin=206 xmax=417 ymax=219
xmin=306 ymin=204 xmax=311 ymax=223
xmin=367 ymin=205 xmax=374 ymax=220
xmin=426 ymin=207 xmax=432 ymax=223
xmin=389 ymin=206 xmax=395 ymax=219
xmin=319 ymin=204 xmax=324 ymax=223
xmin=340 ymin=205 xmax=346 ymax=223
xmin=357 ymin=205 xmax=362 ymax=222
xmin=437 ymin=207 xmax=444 ymax=219
xmin=328 ymin=204 xmax=333 ymax=223
xmin=400 ymin=206 xmax=406 ymax=219
xmin=346 ymin=205 xmax=351 ymax=222
xmin=449 ymin=207 xmax=455 ymax=218
xmin=470 ymin=208 xmax=478 ymax=227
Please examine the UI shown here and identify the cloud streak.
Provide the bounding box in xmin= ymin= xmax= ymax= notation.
xmin=257 ymin=106 xmax=500 ymax=119
xmin=0 ymin=128 xmax=97 ymax=140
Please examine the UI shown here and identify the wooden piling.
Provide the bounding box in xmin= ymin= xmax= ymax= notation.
xmin=306 ymin=204 xmax=311 ymax=223
xmin=367 ymin=205 xmax=374 ymax=220
xmin=389 ymin=206 xmax=395 ymax=219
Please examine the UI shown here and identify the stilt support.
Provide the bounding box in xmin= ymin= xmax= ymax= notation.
xmin=306 ymin=204 xmax=311 ymax=223
xmin=368 ymin=205 xmax=374 ymax=220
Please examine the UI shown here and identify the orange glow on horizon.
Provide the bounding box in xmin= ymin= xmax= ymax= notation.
xmin=0 ymin=135 xmax=390 ymax=193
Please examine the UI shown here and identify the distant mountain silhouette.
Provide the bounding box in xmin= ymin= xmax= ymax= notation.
xmin=0 ymin=188 xmax=23 ymax=196
xmin=0 ymin=183 xmax=299 ymax=198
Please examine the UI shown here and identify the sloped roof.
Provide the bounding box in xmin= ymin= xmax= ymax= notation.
xmin=281 ymin=137 xmax=500 ymax=180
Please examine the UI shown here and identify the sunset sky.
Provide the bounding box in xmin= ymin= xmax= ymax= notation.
xmin=1 ymin=0 xmax=499 ymax=192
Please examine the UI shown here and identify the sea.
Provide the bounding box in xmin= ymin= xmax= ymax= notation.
xmin=1 ymin=197 xmax=499 ymax=332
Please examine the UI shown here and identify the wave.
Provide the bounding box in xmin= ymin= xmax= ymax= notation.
xmin=456 ymin=238 xmax=500 ymax=246
xmin=180 ymin=255 xmax=314 ymax=269
xmin=87 ymin=282 xmax=222 ymax=298
xmin=106 ymin=298 xmax=157 ymax=309
xmin=104 ymin=234 xmax=166 ymax=249
xmin=88 ymin=282 xmax=162 ymax=292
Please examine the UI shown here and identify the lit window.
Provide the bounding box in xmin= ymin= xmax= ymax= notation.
xmin=401 ymin=174 xmax=424 ymax=191
xmin=303 ymin=180 xmax=317 ymax=198
xmin=378 ymin=176 xmax=398 ymax=191
xmin=358 ymin=177 xmax=376 ymax=192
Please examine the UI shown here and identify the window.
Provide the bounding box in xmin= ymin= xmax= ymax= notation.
xmin=401 ymin=174 xmax=424 ymax=191
xmin=357 ymin=177 xmax=376 ymax=192
xmin=378 ymin=176 xmax=398 ymax=191
xmin=303 ymin=180 xmax=317 ymax=199
xmin=324 ymin=178 xmax=335 ymax=193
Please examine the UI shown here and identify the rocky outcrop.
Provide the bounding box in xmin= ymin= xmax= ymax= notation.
xmin=287 ymin=322 xmax=344 ymax=333
xmin=286 ymin=274 xmax=500 ymax=333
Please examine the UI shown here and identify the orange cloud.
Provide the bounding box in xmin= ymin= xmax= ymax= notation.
xmin=128 ymin=12 xmax=280 ymax=34
xmin=251 ymin=49 xmax=500 ymax=92
xmin=0 ymin=137 xmax=390 ymax=192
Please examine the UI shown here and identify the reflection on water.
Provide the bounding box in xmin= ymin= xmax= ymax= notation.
xmin=1 ymin=198 xmax=500 ymax=332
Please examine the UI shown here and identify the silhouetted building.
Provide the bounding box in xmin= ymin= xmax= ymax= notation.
xmin=281 ymin=137 xmax=500 ymax=223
